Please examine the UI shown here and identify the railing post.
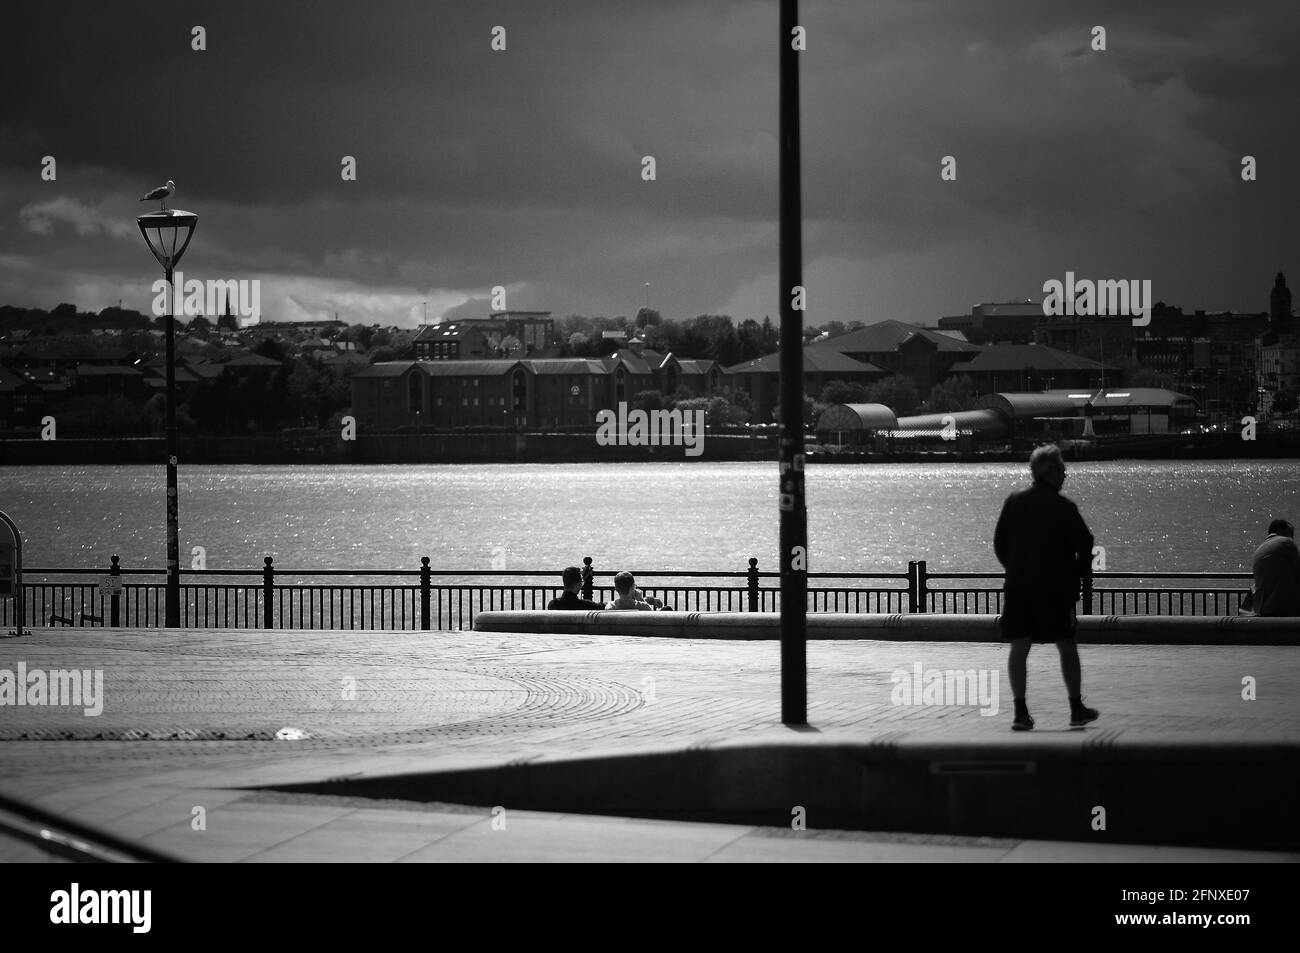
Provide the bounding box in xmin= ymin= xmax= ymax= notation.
xmin=420 ymin=556 xmax=431 ymax=630
xmin=262 ymin=556 xmax=274 ymax=630
xmin=748 ymin=557 xmax=759 ymax=612
xmin=582 ymin=556 xmax=594 ymax=602
xmin=109 ymin=554 xmax=121 ymax=627
xmin=1080 ymin=571 xmax=1093 ymax=616
xmin=907 ymin=560 xmax=930 ymax=613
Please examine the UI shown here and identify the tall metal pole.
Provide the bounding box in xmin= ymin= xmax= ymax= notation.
xmin=164 ymin=266 xmax=180 ymax=627
xmin=778 ymin=0 xmax=807 ymax=724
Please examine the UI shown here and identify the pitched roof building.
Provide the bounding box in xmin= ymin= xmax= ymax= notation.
xmin=413 ymin=312 xmax=556 ymax=360
xmin=956 ymin=343 xmax=1113 ymax=394
xmin=0 ymin=364 xmax=46 ymax=429
xmin=939 ymin=301 xmax=1043 ymax=345
xmin=725 ymin=346 xmax=885 ymax=422
xmin=351 ymin=352 xmax=729 ymax=431
xmin=808 ymin=320 xmax=983 ymax=396
xmin=725 ymin=319 xmax=979 ymax=419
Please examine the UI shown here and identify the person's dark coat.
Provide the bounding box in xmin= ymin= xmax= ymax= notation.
xmin=547 ymin=591 xmax=601 ymax=610
xmin=1251 ymin=534 xmax=1300 ymax=617
xmin=994 ymin=480 xmax=1094 ymax=642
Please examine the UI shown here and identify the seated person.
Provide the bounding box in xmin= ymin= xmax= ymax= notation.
xmin=547 ymin=566 xmax=601 ymax=610
xmin=632 ymin=588 xmax=673 ymax=611
xmin=605 ymin=571 xmax=655 ymax=610
xmin=1252 ymin=518 xmax=1300 ymax=616
xmin=633 ymin=588 xmax=663 ymax=609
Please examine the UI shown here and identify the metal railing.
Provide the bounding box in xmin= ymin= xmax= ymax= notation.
xmin=0 ymin=555 xmax=1255 ymax=632
xmin=0 ymin=790 xmax=179 ymax=863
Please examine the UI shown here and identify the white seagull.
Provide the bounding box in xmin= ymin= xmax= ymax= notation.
xmin=140 ymin=179 xmax=176 ymax=211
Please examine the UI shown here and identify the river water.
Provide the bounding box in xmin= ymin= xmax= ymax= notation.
xmin=0 ymin=461 xmax=1293 ymax=579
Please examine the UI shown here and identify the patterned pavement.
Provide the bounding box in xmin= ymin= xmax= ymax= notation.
xmin=1 ymin=625 xmax=1297 ymax=862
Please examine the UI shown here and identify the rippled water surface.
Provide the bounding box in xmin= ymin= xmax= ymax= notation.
xmin=0 ymin=461 xmax=1294 ymax=577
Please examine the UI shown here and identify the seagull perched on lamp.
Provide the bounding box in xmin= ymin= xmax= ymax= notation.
xmin=139 ymin=179 xmax=176 ymax=211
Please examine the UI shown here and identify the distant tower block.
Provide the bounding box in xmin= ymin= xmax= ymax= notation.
xmin=1271 ymin=272 xmax=1292 ymax=335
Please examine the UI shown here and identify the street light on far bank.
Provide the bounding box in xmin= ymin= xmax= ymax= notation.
xmin=137 ymin=202 xmax=198 ymax=628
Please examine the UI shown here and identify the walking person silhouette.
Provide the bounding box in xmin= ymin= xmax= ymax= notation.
xmin=994 ymin=444 xmax=1100 ymax=731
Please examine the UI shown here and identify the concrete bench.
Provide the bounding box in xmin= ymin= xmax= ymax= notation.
xmin=473 ymin=610 xmax=1300 ymax=646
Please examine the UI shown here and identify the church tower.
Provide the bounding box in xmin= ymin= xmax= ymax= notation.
xmin=1270 ymin=272 xmax=1292 ymax=335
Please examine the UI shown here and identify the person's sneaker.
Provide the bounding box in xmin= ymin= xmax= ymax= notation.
xmin=1012 ymin=710 xmax=1035 ymax=731
xmin=1069 ymin=704 xmax=1100 ymax=727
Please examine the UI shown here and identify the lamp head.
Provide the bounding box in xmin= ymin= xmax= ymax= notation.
xmin=136 ymin=209 xmax=198 ymax=272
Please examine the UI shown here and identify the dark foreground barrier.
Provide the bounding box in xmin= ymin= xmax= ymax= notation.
xmin=272 ymin=736 xmax=1300 ymax=850
xmin=473 ymin=610 xmax=1300 ymax=646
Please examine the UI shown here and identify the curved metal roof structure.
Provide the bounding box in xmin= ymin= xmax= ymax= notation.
xmin=815 ymin=402 xmax=899 ymax=431
xmin=974 ymin=393 xmax=1081 ymax=419
xmin=1042 ymin=388 xmax=1198 ymax=410
xmin=894 ymin=409 xmax=1007 ymax=434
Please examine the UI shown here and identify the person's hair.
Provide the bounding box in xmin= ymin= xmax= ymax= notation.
xmin=562 ymin=566 xmax=583 ymax=588
xmin=1029 ymin=443 xmax=1064 ymax=481
xmin=614 ymin=570 xmax=635 ymax=595
xmin=1268 ymin=519 xmax=1295 ymax=538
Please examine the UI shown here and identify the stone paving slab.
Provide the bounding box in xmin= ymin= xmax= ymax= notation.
xmin=245 ymin=807 xmax=486 ymax=863
xmin=136 ymin=802 xmax=359 ymax=864
xmin=1 ymin=626 xmax=1298 ymax=862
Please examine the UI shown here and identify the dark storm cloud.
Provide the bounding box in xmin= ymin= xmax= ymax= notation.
xmin=2 ymin=1 xmax=772 ymax=214
xmin=0 ymin=0 xmax=1295 ymax=325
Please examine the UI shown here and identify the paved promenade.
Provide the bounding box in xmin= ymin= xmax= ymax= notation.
xmin=1 ymin=626 xmax=1297 ymax=862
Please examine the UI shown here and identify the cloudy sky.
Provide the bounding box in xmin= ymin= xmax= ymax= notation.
xmin=1 ymin=0 xmax=1295 ymax=328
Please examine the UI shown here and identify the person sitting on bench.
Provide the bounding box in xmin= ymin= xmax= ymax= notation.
xmin=605 ymin=571 xmax=654 ymax=610
xmin=547 ymin=566 xmax=601 ymax=610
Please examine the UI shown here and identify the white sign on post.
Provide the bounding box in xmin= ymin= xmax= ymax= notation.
xmin=99 ymin=576 xmax=124 ymax=596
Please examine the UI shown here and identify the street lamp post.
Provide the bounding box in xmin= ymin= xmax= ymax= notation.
xmin=778 ymin=0 xmax=807 ymax=725
xmin=137 ymin=207 xmax=198 ymax=628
